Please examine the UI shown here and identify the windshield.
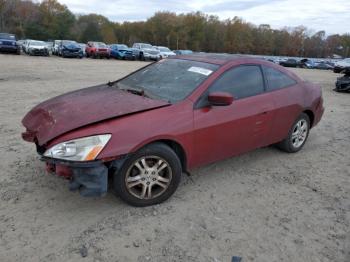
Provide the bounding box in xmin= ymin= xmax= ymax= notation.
xmin=141 ymin=44 xmax=153 ymax=49
xmin=0 ymin=33 xmax=15 ymax=40
xmin=118 ymin=59 xmax=219 ymax=103
xmin=96 ymin=42 xmax=107 ymax=48
xmin=62 ymin=40 xmax=76 ymax=45
xmin=159 ymin=47 xmax=171 ymax=52
xmin=117 ymin=44 xmax=128 ymax=49
xmin=30 ymin=41 xmax=45 ymax=46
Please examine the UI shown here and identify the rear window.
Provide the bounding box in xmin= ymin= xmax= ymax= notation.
xmin=264 ymin=66 xmax=297 ymax=91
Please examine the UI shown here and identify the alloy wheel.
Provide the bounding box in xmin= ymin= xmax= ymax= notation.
xmin=291 ymin=119 xmax=308 ymax=148
xmin=125 ymin=156 xmax=172 ymax=200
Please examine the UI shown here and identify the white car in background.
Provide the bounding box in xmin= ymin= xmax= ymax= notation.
xmin=25 ymin=40 xmax=49 ymax=56
xmin=155 ymin=46 xmax=176 ymax=59
xmin=52 ymin=40 xmax=61 ymax=55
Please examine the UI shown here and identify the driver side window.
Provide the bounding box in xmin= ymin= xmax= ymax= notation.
xmin=209 ymin=65 xmax=265 ymax=99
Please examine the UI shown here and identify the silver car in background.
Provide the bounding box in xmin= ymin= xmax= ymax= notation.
xmin=155 ymin=46 xmax=176 ymax=59
xmin=25 ymin=40 xmax=49 ymax=56
xmin=132 ymin=43 xmax=161 ymax=61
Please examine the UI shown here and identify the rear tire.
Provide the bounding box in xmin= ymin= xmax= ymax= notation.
xmin=113 ymin=143 xmax=182 ymax=207
xmin=277 ymin=113 xmax=310 ymax=153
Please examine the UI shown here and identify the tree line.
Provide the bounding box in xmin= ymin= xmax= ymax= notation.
xmin=1 ymin=0 xmax=349 ymax=58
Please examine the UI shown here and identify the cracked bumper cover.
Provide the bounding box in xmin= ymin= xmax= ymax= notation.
xmin=42 ymin=157 xmax=108 ymax=197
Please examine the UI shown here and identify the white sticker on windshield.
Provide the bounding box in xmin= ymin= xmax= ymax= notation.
xmin=188 ymin=66 xmax=213 ymax=76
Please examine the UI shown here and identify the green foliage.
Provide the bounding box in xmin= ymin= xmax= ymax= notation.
xmin=0 ymin=0 xmax=349 ymax=57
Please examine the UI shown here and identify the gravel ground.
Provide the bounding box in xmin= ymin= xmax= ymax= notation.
xmin=0 ymin=54 xmax=349 ymax=262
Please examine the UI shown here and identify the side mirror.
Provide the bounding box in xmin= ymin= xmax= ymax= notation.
xmin=208 ymin=92 xmax=234 ymax=106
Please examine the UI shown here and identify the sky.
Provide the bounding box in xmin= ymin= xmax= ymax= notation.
xmin=58 ymin=0 xmax=350 ymax=35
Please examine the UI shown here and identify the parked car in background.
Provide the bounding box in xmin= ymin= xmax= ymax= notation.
xmin=25 ymin=40 xmax=49 ymax=56
xmin=22 ymin=39 xmax=32 ymax=53
xmin=314 ymin=61 xmax=334 ymax=70
xmin=155 ymin=46 xmax=176 ymax=59
xmin=58 ymin=40 xmax=83 ymax=58
xmin=52 ymin=40 xmax=61 ymax=55
xmin=22 ymin=54 xmax=324 ymax=206
xmin=86 ymin=42 xmax=110 ymax=59
xmin=333 ymin=58 xmax=350 ymax=73
xmin=17 ymin=39 xmax=25 ymax=49
xmin=279 ymin=58 xmax=300 ymax=68
xmin=0 ymin=33 xmax=20 ymax=54
xmin=132 ymin=43 xmax=161 ymax=61
xmin=299 ymin=58 xmax=315 ymax=69
xmin=335 ymin=68 xmax=350 ymax=92
xmin=78 ymin=43 xmax=86 ymax=57
xmin=174 ymin=50 xmax=193 ymax=55
xmin=45 ymin=42 xmax=53 ymax=54
xmin=109 ymin=44 xmax=135 ymax=60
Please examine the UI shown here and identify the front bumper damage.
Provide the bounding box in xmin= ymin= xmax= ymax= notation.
xmin=43 ymin=157 xmax=108 ymax=197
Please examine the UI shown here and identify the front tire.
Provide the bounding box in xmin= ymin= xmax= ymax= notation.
xmin=113 ymin=143 xmax=182 ymax=207
xmin=277 ymin=113 xmax=310 ymax=153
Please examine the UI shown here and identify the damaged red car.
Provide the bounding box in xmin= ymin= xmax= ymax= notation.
xmin=22 ymin=54 xmax=324 ymax=206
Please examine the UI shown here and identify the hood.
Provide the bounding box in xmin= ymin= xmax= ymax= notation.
xmin=144 ymin=48 xmax=160 ymax=54
xmin=22 ymin=84 xmax=169 ymax=145
xmin=119 ymin=48 xmax=131 ymax=52
xmin=161 ymin=51 xmax=176 ymax=55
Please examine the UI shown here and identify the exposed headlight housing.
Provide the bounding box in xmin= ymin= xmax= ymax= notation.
xmin=44 ymin=134 xmax=111 ymax=161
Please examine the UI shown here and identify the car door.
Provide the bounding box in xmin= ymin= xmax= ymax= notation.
xmin=192 ymin=64 xmax=275 ymax=167
xmin=262 ymin=65 xmax=301 ymax=144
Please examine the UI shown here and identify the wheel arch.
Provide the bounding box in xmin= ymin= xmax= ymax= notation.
xmin=133 ymin=138 xmax=188 ymax=172
xmin=303 ymin=109 xmax=315 ymax=128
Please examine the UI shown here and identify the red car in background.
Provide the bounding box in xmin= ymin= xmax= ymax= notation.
xmin=85 ymin=41 xmax=110 ymax=58
xmin=22 ymin=54 xmax=324 ymax=206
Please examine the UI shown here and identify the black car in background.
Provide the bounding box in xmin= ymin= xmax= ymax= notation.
xmin=279 ymin=58 xmax=299 ymax=67
xmin=0 ymin=33 xmax=20 ymax=54
xmin=335 ymin=68 xmax=350 ymax=92
xmin=58 ymin=40 xmax=83 ymax=58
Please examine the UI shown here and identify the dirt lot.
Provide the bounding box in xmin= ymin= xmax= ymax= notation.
xmin=0 ymin=54 xmax=349 ymax=262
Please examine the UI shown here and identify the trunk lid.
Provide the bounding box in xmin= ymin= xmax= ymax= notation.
xmin=22 ymin=84 xmax=169 ymax=145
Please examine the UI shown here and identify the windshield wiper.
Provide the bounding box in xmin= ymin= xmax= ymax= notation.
xmin=114 ymin=83 xmax=149 ymax=98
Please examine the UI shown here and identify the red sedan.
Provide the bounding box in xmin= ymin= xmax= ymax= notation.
xmin=22 ymin=54 xmax=324 ymax=206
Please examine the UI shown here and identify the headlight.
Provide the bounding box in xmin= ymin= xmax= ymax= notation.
xmin=0 ymin=41 xmax=3 ymax=45
xmin=44 ymin=134 xmax=111 ymax=161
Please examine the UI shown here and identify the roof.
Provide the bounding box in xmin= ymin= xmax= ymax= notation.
xmin=173 ymin=53 xmax=250 ymax=65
